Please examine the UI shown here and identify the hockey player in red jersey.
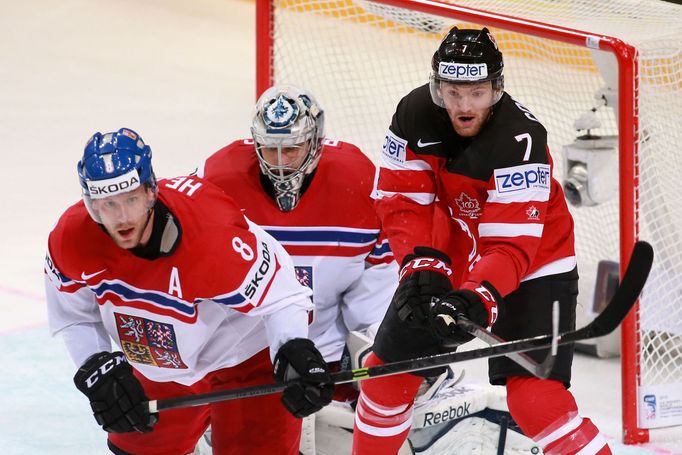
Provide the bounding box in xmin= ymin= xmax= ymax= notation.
xmin=44 ymin=128 xmax=333 ymax=455
xmin=198 ymin=85 xmax=398 ymax=401
xmin=353 ymin=27 xmax=611 ymax=454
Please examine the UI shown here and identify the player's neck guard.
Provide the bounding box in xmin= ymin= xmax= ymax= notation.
xmin=130 ymin=200 xmax=181 ymax=259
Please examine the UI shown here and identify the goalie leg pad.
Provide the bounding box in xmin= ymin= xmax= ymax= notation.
xmin=507 ymin=376 xmax=611 ymax=454
xmin=409 ymin=380 xmax=540 ymax=454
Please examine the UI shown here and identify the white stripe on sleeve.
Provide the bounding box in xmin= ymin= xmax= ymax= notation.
xmin=478 ymin=223 xmax=544 ymax=238
xmin=381 ymin=157 xmax=433 ymax=172
xmin=374 ymin=190 xmax=435 ymax=205
xmin=487 ymin=188 xmax=550 ymax=204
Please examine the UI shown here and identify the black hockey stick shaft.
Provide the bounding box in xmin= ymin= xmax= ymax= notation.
xmin=149 ymin=241 xmax=653 ymax=413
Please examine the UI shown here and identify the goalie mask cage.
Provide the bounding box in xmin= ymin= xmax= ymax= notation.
xmin=255 ymin=0 xmax=682 ymax=445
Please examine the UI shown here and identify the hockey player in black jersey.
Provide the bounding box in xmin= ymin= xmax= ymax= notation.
xmin=353 ymin=27 xmax=612 ymax=455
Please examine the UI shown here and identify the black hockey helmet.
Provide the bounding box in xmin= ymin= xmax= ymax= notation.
xmin=430 ymin=27 xmax=504 ymax=107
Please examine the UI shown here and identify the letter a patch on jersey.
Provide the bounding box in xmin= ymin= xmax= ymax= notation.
xmin=168 ymin=266 xmax=183 ymax=298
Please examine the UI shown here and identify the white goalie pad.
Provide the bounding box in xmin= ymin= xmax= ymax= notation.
xmin=309 ymin=376 xmax=542 ymax=455
xmin=410 ymin=383 xmax=542 ymax=454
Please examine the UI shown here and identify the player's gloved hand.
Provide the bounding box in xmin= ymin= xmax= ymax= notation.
xmin=74 ymin=351 xmax=158 ymax=433
xmin=431 ymin=281 xmax=502 ymax=344
xmin=273 ymin=338 xmax=334 ymax=418
xmin=393 ymin=246 xmax=454 ymax=326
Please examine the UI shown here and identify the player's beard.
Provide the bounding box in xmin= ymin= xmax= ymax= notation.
xmin=448 ymin=107 xmax=493 ymax=137
xmin=108 ymin=208 xmax=154 ymax=249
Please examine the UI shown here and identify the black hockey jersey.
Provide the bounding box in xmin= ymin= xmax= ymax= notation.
xmin=374 ymin=84 xmax=575 ymax=296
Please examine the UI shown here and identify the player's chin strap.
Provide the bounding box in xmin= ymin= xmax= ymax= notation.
xmin=147 ymin=241 xmax=653 ymax=414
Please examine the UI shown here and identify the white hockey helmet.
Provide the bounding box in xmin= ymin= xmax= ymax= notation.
xmin=251 ymin=85 xmax=325 ymax=212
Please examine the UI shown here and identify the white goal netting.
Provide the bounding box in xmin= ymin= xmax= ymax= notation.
xmin=262 ymin=0 xmax=682 ymax=437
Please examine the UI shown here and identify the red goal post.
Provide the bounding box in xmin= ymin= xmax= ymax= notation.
xmin=256 ymin=0 xmax=682 ymax=445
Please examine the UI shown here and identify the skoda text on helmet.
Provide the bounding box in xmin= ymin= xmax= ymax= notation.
xmin=429 ymin=27 xmax=505 ymax=108
xmin=77 ymin=128 xmax=157 ymax=223
xmin=251 ymin=85 xmax=325 ymax=212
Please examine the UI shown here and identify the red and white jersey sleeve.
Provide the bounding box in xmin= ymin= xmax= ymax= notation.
xmin=373 ymin=127 xmax=446 ymax=265
xmin=44 ymin=178 xmax=312 ymax=384
xmin=462 ymin=157 xmax=558 ymax=295
xmin=239 ymin=217 xmax=313 ymax=357
xmin=44 ymin=249 xmax=112 ymax=367
xmin=200 ymin=139 xmax=399 ymax=362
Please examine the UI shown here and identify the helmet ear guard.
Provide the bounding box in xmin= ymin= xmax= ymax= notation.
xmin=250 ymin=85 xmax=325 ymax=212
xmin=429 ymin=27 xmax=505 ymax=107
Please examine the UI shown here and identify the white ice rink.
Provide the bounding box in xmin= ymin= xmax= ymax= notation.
xmin=0 ymin=1 xmax=680 ymax=453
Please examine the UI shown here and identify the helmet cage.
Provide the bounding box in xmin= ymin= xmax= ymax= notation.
xmin=251 ymin=87 xmax=325 ymax=211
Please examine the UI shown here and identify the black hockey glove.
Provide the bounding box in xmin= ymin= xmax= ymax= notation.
xmin=273 ymin=338 xmax=334 ymax=418
xmin=431 ymin=281 xmax=503 ymax=344
xmin=74 ymin=351 xmax=157 ymax=433
xmin=392 ymin=246 xmax=454 ymax=326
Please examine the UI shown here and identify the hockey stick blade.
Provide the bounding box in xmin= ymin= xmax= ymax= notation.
xmin=455 ymin=300 xmax=560 ymax=379
xmin=562 ymin=240 xmax=653 ymax=342
xmin=148 ymin=241 xmax=653 ymax=413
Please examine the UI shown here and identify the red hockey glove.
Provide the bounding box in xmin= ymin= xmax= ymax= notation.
xmin=392 ymin=246 xmax=454 ymax=326
xmin=431 ymin=281 xmax=503 ymax=344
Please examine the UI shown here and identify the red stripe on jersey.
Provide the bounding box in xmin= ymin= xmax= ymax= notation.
xmin=377 ymin=168 xmax=436 ymax=194
xmin=96 ymin=292 xmax=199 ymax=324
xmin=365 ymin=255 xmax=395 ymax=265
xmin=57 ymin=281 xmax=86 ymax=294
xmin=283 ymin=244 xmax=373 ymax=258
xmin=254 ymin=257 xmax=281 ymax=308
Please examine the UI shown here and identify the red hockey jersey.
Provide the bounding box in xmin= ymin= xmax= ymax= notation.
xmin=45 ymin=176 xmax=313 ymax=384
xmin=198 ymin=139 xmax=398 ymax=362
xmin=374 ymin=85 xmax=576 ymax=296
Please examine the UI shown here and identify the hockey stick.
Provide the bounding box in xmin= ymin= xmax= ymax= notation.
xmin=454 ymin=301 xmax=560 ymax=380
xmin=148 ymin=241 xmax=653 ymax=413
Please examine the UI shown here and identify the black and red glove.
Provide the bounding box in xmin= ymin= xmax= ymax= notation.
xmin=431 ymin=281 xmax=503 ymax=344
xmin=392 ymin=246 xmax=454 ymax=326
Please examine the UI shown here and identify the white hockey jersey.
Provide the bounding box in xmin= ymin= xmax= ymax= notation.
xmin=198 ymin=139 xmax=398 ymax=362
xmin=44 ymin=177 xmax=313 ymax=385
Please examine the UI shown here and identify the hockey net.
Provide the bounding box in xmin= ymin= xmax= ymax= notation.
xmin=256 ymin=0 xmax=682 ymax=444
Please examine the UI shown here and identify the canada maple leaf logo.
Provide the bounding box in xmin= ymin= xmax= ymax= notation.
xmin=455 ymin=192 xmax=480 ymax=217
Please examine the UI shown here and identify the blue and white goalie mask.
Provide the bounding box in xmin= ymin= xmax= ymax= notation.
xmin=251 ymin=85 xmax=325 ymax=212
